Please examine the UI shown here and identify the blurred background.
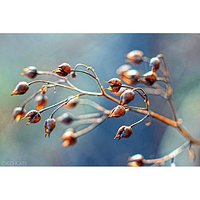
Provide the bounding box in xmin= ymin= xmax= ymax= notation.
xmin=0 ymin=33 xmax=200 ymax=166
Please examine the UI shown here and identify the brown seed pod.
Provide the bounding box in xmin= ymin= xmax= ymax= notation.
xmin=23 ymin=110 xmax=41 ymax=124
xmin=120 ymin=89 xmax=135 ymax=105
xmin=128 ymin=154 xmax=144 ymax=167
xmin=121 ymin=69 xmax=140 ymax=85
xmin=64 ymin=97 xmax=79 ymax=109
xmin=107 ymin=78 xmax=122 ymax=92
xmin=70 ymin=71 xmax=76 ymax=79
xmin=109 ymin=105 xmax=126 ymax=118
xmin=53 ymin=63 xmax=72 ymax=77
xmin=116 ymin=64 xmax=132 ymax=76
xmin=11 ymin=81 xmax=29 ymax=96
xmin=141 ymin=71 xmax=157 ymax=86
xmin=12 ymin=107 xmax=26 ymax=122
xmin=56 ymin=113 xmax=74 ymax=125
xmin=35 ymin=93 xmax=48 ymax=111
xmin=114 ymin=126 xmax=132 ymax=139
xmin=61 ymin=128 xmax=77 ymax=147
xmin=126 ymin=50 xmax=144 ymax=65
xmin=44 ymin=118 xmax=56 ymax=137
xmin=150 ymin=57 xmax=160 ymax=72
xmin=21 ymin=66 xmax=38 ymax=79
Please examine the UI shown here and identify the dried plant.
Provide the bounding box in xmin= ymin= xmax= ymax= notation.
xmin=11 ymin=50 xmax=200 ymax=166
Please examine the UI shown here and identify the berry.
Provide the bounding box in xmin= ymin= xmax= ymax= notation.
xmin=107 ymin=78 xmax=122 ymax=92
xmin=150 ymin=57 xmax=160 ymax=72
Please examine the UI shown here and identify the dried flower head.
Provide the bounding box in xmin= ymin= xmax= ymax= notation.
xmin=11 ymin=81 xmax=29 ymax=96
xmin=56 ymin=113 xmax=74 ymax=125
xmin=109 ymin=105 xmax=126 ymax=118
xmin=61 ymin=128 xmax=77 ymax=147
xmin=35 ymin=93 xmax=48 ymax=111
xmin=141 ymin=71 xmax=157 ymax=86
xmin=121 ymin=69 xmax=140 ymax=85
xmin=44 ymin=118 xmax=56 ymax=137
xmin=107 ymin=78 xmax=122 ymax=92
xmin=126 ymin=50 xmax=144 ymax=65
xmin=128 ymin=154 xmax=144 ymax=167
xmin=120 ymin=89 xmax=135 ymax=105
xmin=64 ymin=97 xmax=79 ymax=109
xmin=53 ymin=63 xmax=72 ymax=77
xmin=150 ymin=57 xmax=160 ymax=72
xmin=23 ymin=110 xmax=41 ymax=124
xmin=21 ymin=66 xmax=38 ymax=79
xmin=114 ymin=126 xmax=132 ymax=139
xmin=12 ymin=107 xmax=26 ymax=122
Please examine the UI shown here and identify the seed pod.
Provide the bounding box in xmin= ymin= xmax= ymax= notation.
xmin=150 ymin=57 xmax=160 ymax=72
xmin=128 ymin=154 xmax=144 ymax=167
xmin=109 ymin=105 xmax=126 ymax=118
xmin=70 ymin=71 xmax=76 ymax=79
xmin=121 ymin=69 xmax=140 ymax=85
xmin=64 ymin=97 xmax=79 ymax=109
xmin=53 ymin=63 xmax=72 ymax=77
xmin=126 ymin=50 xmax=144 ymax=65
xmin=23 ymin=110 xmax=41 ymax=124
xmin=21 ymin=66 xmax=38 ymax=79
xmin=107 ymin=78 xmax=122 ymax=92
xmin=141 ymin=71 xmax=157 ymax=86
xmin=120 ymin=89 xmax=135 ymax=105
xmin=116 ymin=64 xmax=131 ymax=76
xmin=56 ymin=113 xmax=74 ymax=125
xmin=11 ymin=81 xmax=29 ymax=96
xmin=114 ymin=126 xmax=132 ymax=139
xmin=35 ymin=93 xmax=48 ymax=111
xmin=12 ymin=107 xmax=26 ymax=122
xmin=61 ymin=128 xmax=77 ymax=147
xmin=44 ymin=118 xmax=56 ymax=137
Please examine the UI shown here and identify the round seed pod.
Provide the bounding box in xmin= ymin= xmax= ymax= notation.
xmin=109 ymin=105 xmax=126 ymax=118
xmin=120 ymin=89 xmax=135 ymax=105
xmin=11 ymin=81 xmax=29 ymax=96
xmin=121 ymin=69 xmax=140 ymax=85
xmin=150 ymin=57 xmax=160 ymax=72
xmin=141 ymin=71 xmax=157 ymax=86
xmin=126 ymin=50 xmax=144 ymax=65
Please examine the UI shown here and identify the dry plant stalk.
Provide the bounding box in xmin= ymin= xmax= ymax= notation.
xmin=11 ymin=50 xmax=200 ymax=166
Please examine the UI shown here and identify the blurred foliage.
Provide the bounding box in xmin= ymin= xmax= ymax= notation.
xmin=0 ymin=34 xmax=200 ymax=166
